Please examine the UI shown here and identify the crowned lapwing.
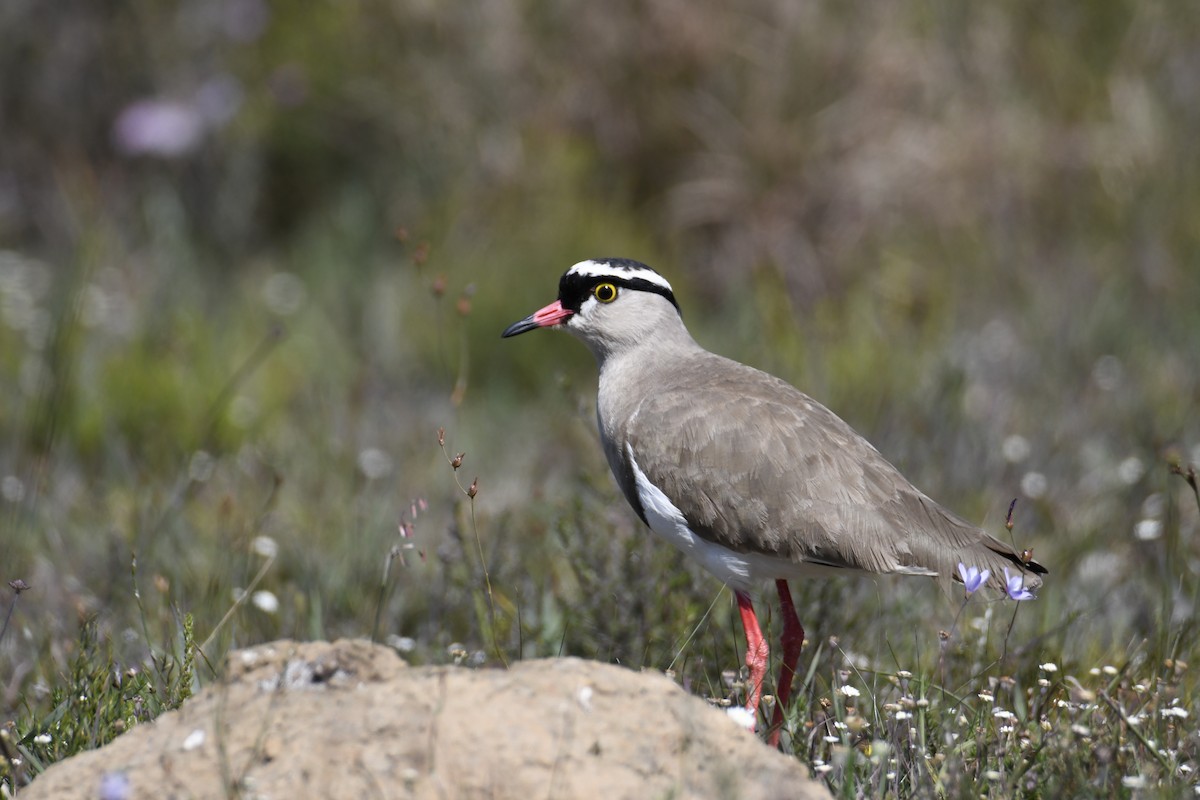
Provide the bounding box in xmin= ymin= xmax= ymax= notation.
xmin=502 ymin=258 xmax=1045 ymax=745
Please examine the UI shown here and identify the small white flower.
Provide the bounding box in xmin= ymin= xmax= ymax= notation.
xmin=978 ymin=691 xmax=995 ymax=703
xmin=993 ymin=709 xmax=1016 ymax=720
xmin=182 ymin=728 xmax=206 ymax=751
xmin=32 ymin=733 xmax=51 ymax=745
xmin=1161 ymin=707 xmax=1189 ymax=719
xmin=985 ymin=770 xmax=1002 ymax=781
xmin=386 ymin=635 xmax=416 ymax=653
xmin=1002 ymin=435 xmax=1031 ymax=463
xmin=838 ymin=685 xmax=861 ymax=698
xmin=823 ymin=735 xmax=840 ymax=743
xmin=1 ymin=475 xmax=26 ymax=503
xmin=895 ymin=711 xmax=912 ymax=721
xmin=1039 ymin=662 xmax=1058 ymax=673
xmin=1103 ymin=665 xmax=1118 ymax=676
xmin=725 ymin=706 xmax=756 ymax=731
xmin=357 ymin=448 xmax=393 ymax=480
xmin=251 ymin=590 xmax=279 ymax=614
xmin=1119 ymin=457 xmax=1145 ymax=484
xmin=815 ymin=764 xmax=833 ymax=775
xmin=1135 ymin=519 xmax=1163 ymax=541
xmin=1021 ymin=471 xmax=1047 ymax=499
xmin=262 ymin=272 xmax=307 ymax=316
xmin=251 ymin=536 xmax=278 ymax=559
xmin=1122 ymin=775 xmax=1148 ymax=789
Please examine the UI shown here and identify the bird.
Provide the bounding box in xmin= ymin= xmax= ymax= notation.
xmin=502 ymin=258 xmax=1046 ymax=745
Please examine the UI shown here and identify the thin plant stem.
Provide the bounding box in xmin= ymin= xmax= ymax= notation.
xmin=371 ymin=546 xmax=400 ymax=643
xmin=667 ymin=586 xmax=725 ymax=673
xmin=0 ymin=594 xmax=18 ymax=645
xmin=199 ymin=551 xmax=276 ymax=655
xmin=439 ymin=432 xmax=505 ymax=666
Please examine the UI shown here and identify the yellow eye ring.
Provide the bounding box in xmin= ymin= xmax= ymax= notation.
xmin=593 ymin=283 xmax=618 ymax=303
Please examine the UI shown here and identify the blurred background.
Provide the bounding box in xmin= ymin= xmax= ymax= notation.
xmin=2 ymin=0 xmax=1198 ymax=721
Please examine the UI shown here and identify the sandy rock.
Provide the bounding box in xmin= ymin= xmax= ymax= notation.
xmin=24 ymin=639 xmax=825 ymax=799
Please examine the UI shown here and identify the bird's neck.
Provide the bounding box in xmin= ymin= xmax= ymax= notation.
xmin=591 ymin=318 xmax=704 ymax=375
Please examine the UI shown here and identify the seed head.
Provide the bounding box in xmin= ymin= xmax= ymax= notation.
xmin=412 ymin=241 xmax=430 ymax=266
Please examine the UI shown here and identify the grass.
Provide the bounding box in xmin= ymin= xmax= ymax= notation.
xmin=8 ymin=270 xmax=1198 ymax=798
xmin=1 ymin=234 xmax=1198 ymax=797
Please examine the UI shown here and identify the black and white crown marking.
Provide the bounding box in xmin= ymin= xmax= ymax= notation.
xmin=558 ymin=258 xmax=680 ymax=314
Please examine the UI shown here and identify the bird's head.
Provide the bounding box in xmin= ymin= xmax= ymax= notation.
xmin=501 ymin=259 xmax=684 ymax=360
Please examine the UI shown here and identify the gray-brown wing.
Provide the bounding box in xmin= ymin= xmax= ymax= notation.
xmin=624 ymin=353 xmax=1042 ymax=589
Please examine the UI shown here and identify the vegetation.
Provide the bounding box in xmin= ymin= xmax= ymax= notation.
xmin=1 ymin=1 xmax=1198 ymax=796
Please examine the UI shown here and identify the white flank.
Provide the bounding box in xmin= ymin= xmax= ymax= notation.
xmin=626 ymin=446 xmax=843 ymax=589
xmin=568 ymin=260 xmax=674 ymax=292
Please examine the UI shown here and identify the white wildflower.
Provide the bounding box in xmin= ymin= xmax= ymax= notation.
xmin=1135 ymin=519 xmax=1163 ymax=541
xmin=252 ymin=536 xmax=278 ymax=559
xmin=251 ymin=590 xmax=279 ymax=614
xmin=725 ymin=706 xmax=756 ymax=731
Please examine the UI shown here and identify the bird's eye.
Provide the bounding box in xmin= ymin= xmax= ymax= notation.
xmin=594 ymin=283 xmax=618 ymax=303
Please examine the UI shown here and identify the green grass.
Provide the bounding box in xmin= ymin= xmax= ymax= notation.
xmin=2 ymin=249 xmax=1196 ymax=796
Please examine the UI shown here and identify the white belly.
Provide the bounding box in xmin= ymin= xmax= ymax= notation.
xmin=626 ymin=446 xmax=845 ymax=592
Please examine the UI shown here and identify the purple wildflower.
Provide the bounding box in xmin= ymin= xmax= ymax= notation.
xmin=1003 ymin=567 xmax=1035 ymax=601
xmin=957 ymin=562 xmax=990 ymax=594
xmin=99 ymin=771 xmax=131 ymax=800
xmin=112 ymin=100 xmax=204 ymax=158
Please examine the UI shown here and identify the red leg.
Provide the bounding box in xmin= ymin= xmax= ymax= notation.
xmin=735 ymin=590 xmax=769 ymax=722
xmin=768 ymin=579 xmax=805 ymax=747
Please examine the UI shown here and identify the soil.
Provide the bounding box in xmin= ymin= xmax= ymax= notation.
xmin=22 ymin=639 xmax=826 ymax=799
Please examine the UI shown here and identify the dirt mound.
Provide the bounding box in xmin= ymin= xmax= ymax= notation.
xmin=24 ymin=639 xmax=825 ymax=799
